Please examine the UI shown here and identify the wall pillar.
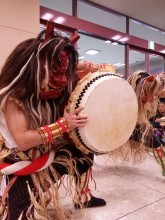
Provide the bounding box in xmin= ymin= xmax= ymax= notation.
xmin=0 ymin=0 xmax=39 ymax=69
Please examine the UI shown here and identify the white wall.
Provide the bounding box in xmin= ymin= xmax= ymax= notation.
xmin=0 ymin=0 xmax=39 ymax=69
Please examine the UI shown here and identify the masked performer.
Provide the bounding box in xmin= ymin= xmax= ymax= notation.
xmin=127 ymin=71 xmax=165 ymax=176
xmin=0 ymin=22 xmax=105 ymax=220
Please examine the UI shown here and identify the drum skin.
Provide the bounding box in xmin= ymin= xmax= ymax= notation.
xmin=67 ymin=72 xmax=138 ymax=154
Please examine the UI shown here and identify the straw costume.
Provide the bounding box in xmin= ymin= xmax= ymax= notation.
xmin=126 ymin=71 xmax=165 ymax=175
xmin=0 ymin=21 xmax=105 ymax=220
xmin=106 ymin=71 xmax=165 ymax=170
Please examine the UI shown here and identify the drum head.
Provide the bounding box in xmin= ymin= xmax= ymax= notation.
xmin=67 ymin=72 xmax=138 ymax=154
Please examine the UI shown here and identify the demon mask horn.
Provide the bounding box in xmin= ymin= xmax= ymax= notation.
xmin=45 ymin=20 xmax=55 ymax=40
xmin=70 ymin=32 xmax=80 ymax=44
xmin=45 ymin=20 xmax=80 ymax=44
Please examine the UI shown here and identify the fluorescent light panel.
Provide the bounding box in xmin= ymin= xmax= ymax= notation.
xmin=105 ymin=40 xmax=111 ymax=43
xmin=111 ymin=42 xmax=118 ymax=45
xmin=112 ymin=35 xmax=121 ymax=40
xmin=119 ymin=37 xmax=129 ymax=42
xmin=160 ymin=49 xmax=165 ymax=53
xmin=114 ymin=63 xmax=125 ymax=67
xmin=54 ymin=16 xmax=65 ymax=24
xmin=78 ymin=56 xmax=85 ymax=60
xmin=85 ymin=49 xmax=100 ymax=55
xmin=42 ymin=13 xmax=54 ymax=20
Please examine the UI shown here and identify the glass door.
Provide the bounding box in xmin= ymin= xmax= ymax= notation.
xmin=129 ymin=48 xmax=165 ymax=76
xmin=129 ymin=49 xmax=146 ymax=76
xmin=149 ymin=54 xmax=165 ymax=74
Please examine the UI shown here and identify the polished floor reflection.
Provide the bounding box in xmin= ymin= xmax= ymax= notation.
xmin=60 ymin=154 xmax=165 ymax=220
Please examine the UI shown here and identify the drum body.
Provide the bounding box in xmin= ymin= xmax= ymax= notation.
xmin=67 ymin=72 xmax=138 ymax=154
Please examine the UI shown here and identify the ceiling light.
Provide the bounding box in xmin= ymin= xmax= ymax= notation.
xmin=105 ymin=40 xmax=111 ymax=43
xmin=54 ymin=16 xmax=65 ymax=24
xmin=111 ymin=42 xmax=118 ymax=45
xmin=40 ymin=24 xmax=45 ymax=28
xmin=149 ymin=41 xmax=155 ymax=50
xmin=113 ymin=63 xmax=121 ymax=66
xmin=42 ymin=13 xmax=54 ymax=20
xmin=78 ymin=56 xmax=85 ymax=60
xmin=119 ymin=37 xmax=129 ymax=42
xmin=85 ymin=49 xmax=100 ymax=55
xmin=112 ymin=35 xmax=121 ymax=40
xmin=113 ymin=63 xmax=125 ymax=67
xmin=117 ymin=63 xmax=126 ymax=67
xmin=160 ymin=49 xmax=165 ymax=54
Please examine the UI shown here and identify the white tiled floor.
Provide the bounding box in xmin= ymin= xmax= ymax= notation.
xmin=60 ymin=154 xmax=165 ymax=220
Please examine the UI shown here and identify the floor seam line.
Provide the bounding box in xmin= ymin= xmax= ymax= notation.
xmin=115 ymin=196 xmax=165 ymax=220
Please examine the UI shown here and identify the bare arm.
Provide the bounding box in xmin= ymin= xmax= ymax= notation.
xmin=5 ymin=99 xmax=42 ymax=151
xmin=5 ymin=99 xmax=88 ymax=151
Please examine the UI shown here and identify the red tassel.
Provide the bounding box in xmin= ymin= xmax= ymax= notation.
xmin=145 ymin=75 xmax=155 ymax=82
xmin=156 ymin=147 xmax=164 ymax=158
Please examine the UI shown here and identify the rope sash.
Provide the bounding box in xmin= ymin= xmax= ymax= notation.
xmin=0 ymin=149 xmax=55 ymax=176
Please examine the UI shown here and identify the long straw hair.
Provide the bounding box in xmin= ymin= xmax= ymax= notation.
xmin=108 ymin=71 xmax=165 ymax=164
xmin=127 ymin=70 xmax=165 ymax=138
xmin=0 ymin=30 xmax=78 ymax=129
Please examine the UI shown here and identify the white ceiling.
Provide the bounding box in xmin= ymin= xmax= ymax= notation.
xmin=90 ymin=0 xmax=165 ymax=31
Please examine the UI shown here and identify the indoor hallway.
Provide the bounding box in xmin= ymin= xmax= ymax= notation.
xmin=60 ymin=154 xmax=165 ymax=220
